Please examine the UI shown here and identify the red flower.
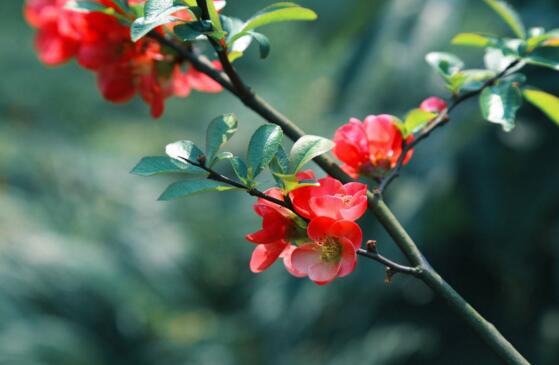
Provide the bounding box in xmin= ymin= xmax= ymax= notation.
xmin=24 ymin=0 xmax=224 ymax=118
xmin=24 ymin=0 xmax=82 ymax=65
xmin=290 ymin=176 xmax=367 ymax=221
xmin=246 ymin=188 xmax=306 ymax=274
xmin=333 ymin=115 xmax=414 ymax=179
xmin=420 ymin=96 xmax=448 ymax=113
xmin=288 ymin=217 xmax=362 ymax=285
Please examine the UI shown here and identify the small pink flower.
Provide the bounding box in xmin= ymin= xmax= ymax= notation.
xmin=420 ymin=96 xmax=448 ymax=113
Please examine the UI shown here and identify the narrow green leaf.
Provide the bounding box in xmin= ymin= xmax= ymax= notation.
xmin=270 ymin=146 xmax=289 ymax=174
xmin=131 ymin=156 xmax=207 ymax=176
xmin=523 ymin=88 xmax=559 ymax=126
xmin=523 ymin=55 xmax=559 ymax=71
xmin=165 ymin=140 xmax=205 ymax=164
xmin=483 ymin=0 xmax=526 ymax=39
xmin=242 ymin=2 xmax=317 ymax=33
xmin=249 ymin=32 xmax=271 ymax=59
xmin=247 ymin=125 xmax=283 ymax=179
xmin=158 ymin=180 xmax=235 ymax=201
xmin=480 ymin=81 xmax=522 ymax=131
xmin=451 ymin=33 xmax=494 ymax=47
xmin=425 ymin=52 xmax=464 ymax=78
xmin=229 ymin=157 xmax=249 ymax=182
xmin=404 ymin=109 xmax=437 ymax=135
xmin=205 ymin=114 xmax=238 ymax=164
xmin=206 ymin=0 xmax=223 ymax=34
xmin=288 ymin=135 xmax=335 ymax=173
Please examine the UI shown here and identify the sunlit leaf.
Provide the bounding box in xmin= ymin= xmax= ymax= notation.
xmin=483 ymin=0 xmax=526 ymax=39
xmin=242 ymin=2 xmax=317 ymax=33
xmin=451 ymin=33 xmax=494 ymax=47
xmin=480 ymin=81 xmax=522 ymax=131
xmin=522 ymin=88 xmax=559 ymax=126
xmin=288 ymin=135 xmax=334 ymax=173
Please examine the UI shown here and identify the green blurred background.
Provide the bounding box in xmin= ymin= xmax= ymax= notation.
xmin=1 ymin=0 xmax=559 ymax=364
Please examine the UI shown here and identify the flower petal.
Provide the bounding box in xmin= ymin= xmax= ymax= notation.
xmin=308 ymin=196 xmax=344 ymax=220
xmin=290 ymin=244 xmax=321 ymax=275
xmin=281 ymin=245 xmax=307 ymax=278
xmin=308 ymin=261 xmax=340 ymax=285
xmin=307 ymin=217 xmax=336 ymax=242
xmin=249 ymin=242 xmax=287 ymax=273
xmin=337 ymin=238 xmax=357 ymax=277
xmin=328 ymin=220 xmax=362 ymax=249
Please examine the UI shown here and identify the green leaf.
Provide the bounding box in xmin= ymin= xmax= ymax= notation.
xmin=480 ymin=81 xmax=522 ymax=132
xmin=205 ymin=114 xmax=238 ymax=164
xmin=206 ymin=0 xmax=223 ymax=35
xmin=483 ymin=0 xmax=526 ymax=39
xmin=484 ymin=47 xmax=518 ymax=72
xmin=165 ymin=140 xmax=205 ymax=164
xmin=131 ymin=156 xmax=207 ymax=176
xmin=448 ymin=69 xmax=497 ymax=93
xmin=451 ymin=33 xmax=494 ymax=47
xmin=272 ymin=173 xmax=319 ymax=193
xmin=270 ymin=146 xmax=289 ymax=174
xmin=247 ymin=125 xmax=283 ymax=179
xmin=158 ymin=180 xmax=235 ymax=201
xmin=229 ymin=157 xmax=249 ymax=183
xmin=288 ymin=135 xmax=334 ymax=174
xmin=523 ymin=55 xmax=559 ymax=71
xmin=249 ymin=32 xmax=271 ymax=59
xmin=425 ymin=52 xmax=464 ymax=78
xmin=131 ymin=3 xmax=186 ymax=41
xmin=174 ymin=21 xmax=212 ymax=41
xmin=403 ymin=109 xmax=437 ymax=135
xmin=522 ymin=88 xmax=559 ymax=126
xmin=242 ymin=2 xmax=317 ymax=33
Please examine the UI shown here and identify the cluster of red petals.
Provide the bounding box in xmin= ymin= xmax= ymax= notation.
xmin=333 ymin=115 xmax=414 ymax=179
xmin=24 ymin=0 xmax=223 ymax=118
xmin=333 ymin=96 xmax=447 ymax=179
xmin=246 ymin=171 xmax=367 ymax=285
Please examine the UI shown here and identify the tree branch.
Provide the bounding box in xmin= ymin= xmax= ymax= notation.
xmin=149 ymin=20 xmax=530 ymax=365
xmin=378 ymin=59 xmax=522 ymax=194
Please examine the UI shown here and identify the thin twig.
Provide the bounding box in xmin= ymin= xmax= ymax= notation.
xmin=378 ymin=59 xmax=522 ymax=195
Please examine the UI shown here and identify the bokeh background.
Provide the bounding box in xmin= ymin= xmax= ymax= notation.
xmin=1 ymin=0 xmax=559 ymax=364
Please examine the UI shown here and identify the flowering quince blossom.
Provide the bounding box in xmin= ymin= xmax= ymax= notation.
xmin=289 ymin=217 xmax=362 ymax=285
xmin=420 ymin=96 xmax=448 ymax=114
xmin=290 ymin=176 xmax=368 ymax=221
xmin=245 ymin=187 xmax=307 ymax=276
xmin=246 ymin=170 xmax=366 ymax=284
xmin=24 ymin=0 xmax=223 ymax=118
xmin=333 ymin=115 xmax=414 ymax=179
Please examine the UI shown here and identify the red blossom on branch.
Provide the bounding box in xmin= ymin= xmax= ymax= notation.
xmin=24 ymin=0 xmax=223 ymax=117
xmin=333 ymin=115 xmax=414 ymax=180
xmin=420 ymin=96 xmax=448 ymax=113
xmin=288 ymin=217 xmax=362 ymax=285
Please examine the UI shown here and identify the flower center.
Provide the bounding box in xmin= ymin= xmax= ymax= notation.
xmin=320 ymin=237 xmax=342 ymax=263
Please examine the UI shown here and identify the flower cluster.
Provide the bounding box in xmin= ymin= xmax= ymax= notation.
xmin=24 ymin=0 xmax=223 ymax=118
xmin=246 ymin=171 xmax=367 ymax=285
xmin=333 ymin=97 xmax=447 ymax=179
